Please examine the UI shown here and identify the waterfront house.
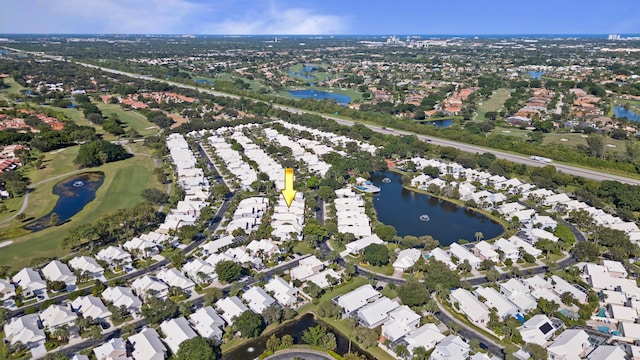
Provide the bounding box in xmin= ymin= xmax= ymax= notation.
xmin=264 ymin=277 xmax=298 ymax=307
xmin=242 ymin=286 xmax=276 ymax=314
xmin=215 ymin=296 xmax=249 ymax=325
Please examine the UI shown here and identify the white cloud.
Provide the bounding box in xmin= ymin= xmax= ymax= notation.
xmin=1 ymin=0 xmax=209 ymax=34
xmin=203 ymin=7 xmax=347 ymax=35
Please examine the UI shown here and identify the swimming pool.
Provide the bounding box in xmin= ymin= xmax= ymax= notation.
xmin=597 ymin=307 xmax=607 ymax=318
xmin=597 ymin=326 xmax=610 ymax=334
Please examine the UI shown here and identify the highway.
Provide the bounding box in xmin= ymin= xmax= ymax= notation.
xmin=71 ymin=59 xmax=640 ymax=186
xmin=3 ymin=47 xmax=640 ymax=185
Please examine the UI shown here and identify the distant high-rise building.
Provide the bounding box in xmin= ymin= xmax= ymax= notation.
xmin=608 ymin=34 xmax=622 ymax=40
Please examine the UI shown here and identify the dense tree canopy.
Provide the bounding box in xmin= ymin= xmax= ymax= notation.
xmin=73 ymin=140 xmax=129 ymax=167
xmin=174 ymin=336 xmax=220 ymax=360
xmin=232 ymin=311 xmax=265 ymax=338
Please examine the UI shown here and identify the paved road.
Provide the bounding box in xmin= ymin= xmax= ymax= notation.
xmin=433 ymin=295 xmax=505 ymax=359
xmin=18 ymin=52 xmax=637 ymax=186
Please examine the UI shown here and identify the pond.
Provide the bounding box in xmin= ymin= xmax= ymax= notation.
xmin=370 ymin=171 xmax=503 ymax=246
xmin=614 ymin=106 xmax=640 ymax=122
xmin=526 ymin=71 xmax=545 ymax=79
xmin=25 ymin=172 xmax=105 ymax=232
xmin=223 ymin=313 xmax=373 ymax=360
xmin=288 ymin=89 xmax=351 ymax=105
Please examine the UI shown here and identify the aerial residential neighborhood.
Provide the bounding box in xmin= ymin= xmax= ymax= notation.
xmin=3 ymin=2 xmax=640 ymax=360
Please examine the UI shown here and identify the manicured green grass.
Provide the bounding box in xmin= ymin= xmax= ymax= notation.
xmin=39 ymin=105 xmax=113 ymax=139
xmin=543 ymin=133 xmax=627 ymax=155
xmin=95 ymin=102 xmax=159 ymax=136
xmin=293 ymin=241 xmax=315 ymax=255
xmin=0 ymin=148 xmax=160 ymax=270
xmin=477 ymin=89 xmax=512 ymax=121
xmin=0 ymin=77 xmax=26 ymax=95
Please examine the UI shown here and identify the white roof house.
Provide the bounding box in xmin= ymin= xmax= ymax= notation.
xmin=547 ymin=329 xmax=590 ymax=360
xmin=542 ymin=193 xmax=572 ymax=206
xmin=102 ymin=286 xmax=143 ymax=314
xmin=189 ymin=306 xmax=226 ymax=340
xmin=264 ymin=277 xmax=298 ymax=307
xmin=160 ymin=317 xmax=197 ymax=355
xmin=290 ymin=255 xmax=324 ymax=281
xmin=473 ymin=241 xmax=499 ymax=263
xmin=157 ymin=268 xmax=196 ymax=293
xmin=601 ymin=260 xmax=627 ymax=278
xmin=500 ymin=279 xmax=537 ymax=312
xmin=305 ymin=269 xmax=341 ymax=289
xmin=242 ymin=286 xmax=276 ymax=314
xmin=131 ymin=275 xmax=169 ymax=300
xmin=392 ymin=248 xmax=422 ymax=271
xmin=450 ymin=288 xmax=489 ymax=325
xmin=93 ymin=337 xmax=128 ymax=360
xmin=342 ymin=234 xmax=384 ymax=257
xmin=525 ymin=227 xmax=559 ymax=243
xmin=493 ymin=238 xmax=519 ymax=261
xmin=183 ymin=258 xmax=217 ymax=284
xmin=357 ymin=297 xmax=400 ymax=328
xmin=40 ymin=304 xmax=77 ymax=330
xmin=0 ymin=278 xmax=16 ymax=300
xmin=129 ymin=327 xmax=167 ymax=360
xmin=429 ymin=248 xmax=457 ymax=270
xmin=380 ymin=305 xmax=421 ymax=342
xmin=200 ymin=235 xmax=235 ymax=256
xmin=42 ymin=260 xmax=77 ymax=285
xmin=508 ymin=235 xmax=542 ymax=257
xmin=12 ymin=267 xmax=46 ymax=298
xmin=215 ymin=296 xmax=249 ymax=325
xmin=71 ymin=295 xmax=112 ymax=322
xmin=587 ymin=346 xmax=627 ymax=360
xmin=3 ymin=314 xmax=46 ymax=348
xmin=449 ymin=243 xmax=481 ymax=268
xmin=335 ymin=284 xmax=381 ymax=316
xmin=95 ymin=246 xmax=133 ymax=268
xmin=430 ymin=335 xmax=470 ymax=360
xmin=474 ymin=286 xmax=518 ymax=320
xmin=402 ymin=323 xmax=445 ymax=355
xmin=69 ymin=256 xmax=105 ymax=279
xmin=518 ymin=314 xmax=556 ymax=345
xmin=123 ymin=237 xmax=159 ymax=258
xmin=549 ymin=275 xmax=587 ymax=304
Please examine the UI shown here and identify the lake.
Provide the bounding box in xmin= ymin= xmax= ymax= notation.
xmin=370 ymin=171 xmax=503 ymax=245
xmin=614 ymin=106 xmax=640 ymax=122
xmin=527 ymin=71 xmax=545 ymax=79
xmin=25 ymin=172 xmax=105 ymax=232
xmin=288 ymin=89 xmax=351 ymax=105
xmin=222 ymin=313 xmax=373 ymax=360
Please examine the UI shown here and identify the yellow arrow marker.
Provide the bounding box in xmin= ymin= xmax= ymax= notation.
xmin=281 ymin=168 xmax=297 ymax=208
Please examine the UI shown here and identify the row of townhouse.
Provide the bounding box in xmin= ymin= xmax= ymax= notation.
xmin=206 ymin=131 xmax=257 ymax=189
xmin=2 ymin=133 xmax=216 ymax=358
xmin=271 ymin=192 xmax=305 ymax=241
xmin=231 ymin=126 xmax=285 ymax=190
xmin=409 ymin=156 xmax=640 ymax=247
xmin=427 ymin=236 xmax=542 ymax=271
xmin=263 ymin=127 xmax=331 ymax=177
xmin=226 ymin=196 xmax=268 ymax=235
xmin=289 ymin=255 xmax=342 ymax=291
xmin=275 ymin=120 xmax=378 ymax=156
xmin=333 ymin=284 xmax=473 ymax=359
xmin=334 ymin=187 xmax=372 ymax=238
xmin=161 ymin=133 xmax=211 ymax=234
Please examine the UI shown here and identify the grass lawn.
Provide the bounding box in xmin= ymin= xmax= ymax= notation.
xmin=0 ymin=77 xmax=27 ymax=95
xmin=543 ymin=132 xmax=627 ymax=155
xmin=359 ymin=262 xmax=394 ymax=276
xmin=95 ymin=102 xmax=159 ymax=137
xmin=0 ymin=148 xmax=160 ymax=270
xmin=476 ymin=89 xmax=512 ymax=121
xmin=292 ymin=241 xmax=315 ymax=255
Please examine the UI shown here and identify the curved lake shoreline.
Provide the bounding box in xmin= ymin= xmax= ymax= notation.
xmin=25 ymin=172 xmax=105 ymax=232
xmin=222 ymin=312 xmax=374 ymax=360
xmin=370 ymin=171 xmax=504 ymax=245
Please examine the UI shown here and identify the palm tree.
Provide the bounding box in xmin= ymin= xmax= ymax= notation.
xmin=475 ymin=232 xmax=484 ymax=242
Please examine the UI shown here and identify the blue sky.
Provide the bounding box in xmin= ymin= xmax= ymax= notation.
xmin=3 ymin=0 xmax=640 ymax=35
